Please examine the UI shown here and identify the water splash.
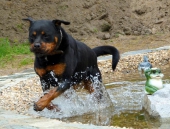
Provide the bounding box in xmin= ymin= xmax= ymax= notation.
xmin=28 ymin=75 xmax=113 ymax=120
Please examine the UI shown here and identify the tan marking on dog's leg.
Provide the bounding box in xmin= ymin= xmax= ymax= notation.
xmin=34 ymin=87 xmax=63 ymax=111
xmin=83 ymin=80 xmax=94 ymax=93
xmin=35 ymin=68 xmax=46 ymax=77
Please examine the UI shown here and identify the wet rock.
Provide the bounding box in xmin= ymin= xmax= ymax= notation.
xmin=143 ymin=84 xmax=170 ymax=123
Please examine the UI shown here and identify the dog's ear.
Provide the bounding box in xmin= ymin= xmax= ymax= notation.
xmin=22 ymin=17 xmax=34 ymax=25
xmin=52 ymin=19 xmax=70 ymax=26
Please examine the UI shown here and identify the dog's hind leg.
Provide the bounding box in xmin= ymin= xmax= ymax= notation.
xmin=83 ymin=80 xmax=94 ymax=93
xmin=88 ymin=67 xmax=103 ymax=100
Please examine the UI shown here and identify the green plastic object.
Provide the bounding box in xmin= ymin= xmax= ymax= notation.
xmin=144 ymin=68 xmax=164 ymax=95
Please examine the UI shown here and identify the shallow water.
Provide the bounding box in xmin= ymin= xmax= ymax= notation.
xmin=2 ymin=65 xmax=169 ymax=128
xmin=59 ymin=66 xmax=170 ymax=128
xmin=59 ymin=81 xmax=150 ymax=128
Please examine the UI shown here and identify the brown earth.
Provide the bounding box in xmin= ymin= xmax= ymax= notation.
xmin=1 ymin=0 xmax=170 ymax=42
xmin=0 ymin=0 xmax=170 ymax=75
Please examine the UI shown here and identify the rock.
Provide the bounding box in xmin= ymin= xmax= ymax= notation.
xmin=143 ymin=84 xmax=170 ymax=123
xmin=151 ymin=28 xmax=157 ymax=34
xmin=133 ymin=31 xmax=140 ymax=35
xmin=98 ymin=13 xmax=108 ymax=20
xmin=144 ymin=29 xmax=152 ymax=35
xmin=103 ymin=33 xmax=111 ymax=40
xmin=123 ymin=27 xmax=131 ymax=35
xmin=97 ymin=32 xmax=111 ymax=40
xmin=133 ymin=8 xmax=146 ymax=15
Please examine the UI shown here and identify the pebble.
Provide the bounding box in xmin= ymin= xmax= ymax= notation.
xmin=98 ymin=49 xmax=170 ymax=83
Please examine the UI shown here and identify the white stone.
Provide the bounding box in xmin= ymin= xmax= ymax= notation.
xmin=143 ymin=84 xmax=170 ymax=123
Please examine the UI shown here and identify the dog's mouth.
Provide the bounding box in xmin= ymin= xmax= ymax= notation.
xmin=30 ymin=48 xmax=45 ymax=55
xmin=31 ymin=48 xmax=63 ymax=57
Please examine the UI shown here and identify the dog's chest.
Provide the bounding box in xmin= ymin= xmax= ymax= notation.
xmin=35 ymin=63 xmax=66 ymax=77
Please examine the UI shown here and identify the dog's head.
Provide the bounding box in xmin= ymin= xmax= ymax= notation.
xmin=23 ymin=18 xmax=70 ymax=57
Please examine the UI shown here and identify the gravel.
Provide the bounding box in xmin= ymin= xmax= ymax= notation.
xmin=0 ymin=49 xmax=169 ymax=114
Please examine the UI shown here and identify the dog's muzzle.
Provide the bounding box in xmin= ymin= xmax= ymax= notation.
xmin=34 ymin=42 xmax=41 ymax=49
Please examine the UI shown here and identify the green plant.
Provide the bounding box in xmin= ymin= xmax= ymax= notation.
xmin=17 ymin=23 xmax=24 ymax=31
xmin=93 ymin=28 xmax=98 ymax=33
xmin=59 ymin=5 xmax=68 ymax=10
xmin=114 ymin=33 xmax=119 ymax=38
xmin=0 ymin=38 xmax=33 ymax=68
xmin=19 ymin=58 xmax=33 ymax=67
xmin=0 ymin=38 xmax=11 ymax=58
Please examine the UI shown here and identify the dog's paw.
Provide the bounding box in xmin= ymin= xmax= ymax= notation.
xmin=33 ymin=102 xmax=44 ymax=111
xmin=46 ymin=102 xmax=60 ymax=112
xmin=33 ymin=94 xmax=52 ymax=111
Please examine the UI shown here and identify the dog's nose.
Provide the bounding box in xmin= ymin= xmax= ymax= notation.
xmin=34 ymin=43 xmax=41 ymax=49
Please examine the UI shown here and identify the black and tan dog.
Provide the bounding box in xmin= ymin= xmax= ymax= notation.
xmin=23 ymin=18 xmax=120 ymax=111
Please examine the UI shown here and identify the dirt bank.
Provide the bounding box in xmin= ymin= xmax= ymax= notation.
xmin=1 ymin=0 xmax=170 ymax=43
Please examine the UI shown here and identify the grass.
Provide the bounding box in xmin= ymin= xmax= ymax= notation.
xmin=0 ymin=38 xmax=33 ymax=68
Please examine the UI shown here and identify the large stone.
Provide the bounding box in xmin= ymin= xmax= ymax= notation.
xmin=143 ymin=84 xmax=170 ymax=123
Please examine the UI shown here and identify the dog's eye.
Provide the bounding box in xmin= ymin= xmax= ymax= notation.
xmin=43 ymin=34 xmax=49 ymax=40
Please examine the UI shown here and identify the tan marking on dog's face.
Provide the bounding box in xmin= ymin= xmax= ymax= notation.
xmin=29 ymin=35 xmax=60 ymax=55
xmin=47 ymin=63 xmax=66 ymax=76
xmin=41 ymin=31 xmax=45 ymax=35
xmin=30 ymin=43 xmax=34 ymax=52
xmin=41 ymin=42 xmax=56 ymax=55
xmin=33 ymin=31 xmax=36 ymax=35
xmin=35 ymin=68 xmax=46 ymax=77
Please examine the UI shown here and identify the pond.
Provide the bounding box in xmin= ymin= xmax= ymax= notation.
xmin=60 ymin=66 xmax=170 ymax=128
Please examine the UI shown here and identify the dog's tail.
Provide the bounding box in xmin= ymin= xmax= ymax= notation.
xmin=92 ymin=46 xmax=120 ymax=70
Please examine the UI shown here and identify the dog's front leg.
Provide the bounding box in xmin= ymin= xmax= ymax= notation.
xmin=34 ymin=87 xmax=63 ymax=111
xmin=34 ymin=79 xmax=72 ymax=111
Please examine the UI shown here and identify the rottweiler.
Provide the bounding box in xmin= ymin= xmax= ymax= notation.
xmin=23 ymin=18 xmax=120 ymax=111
